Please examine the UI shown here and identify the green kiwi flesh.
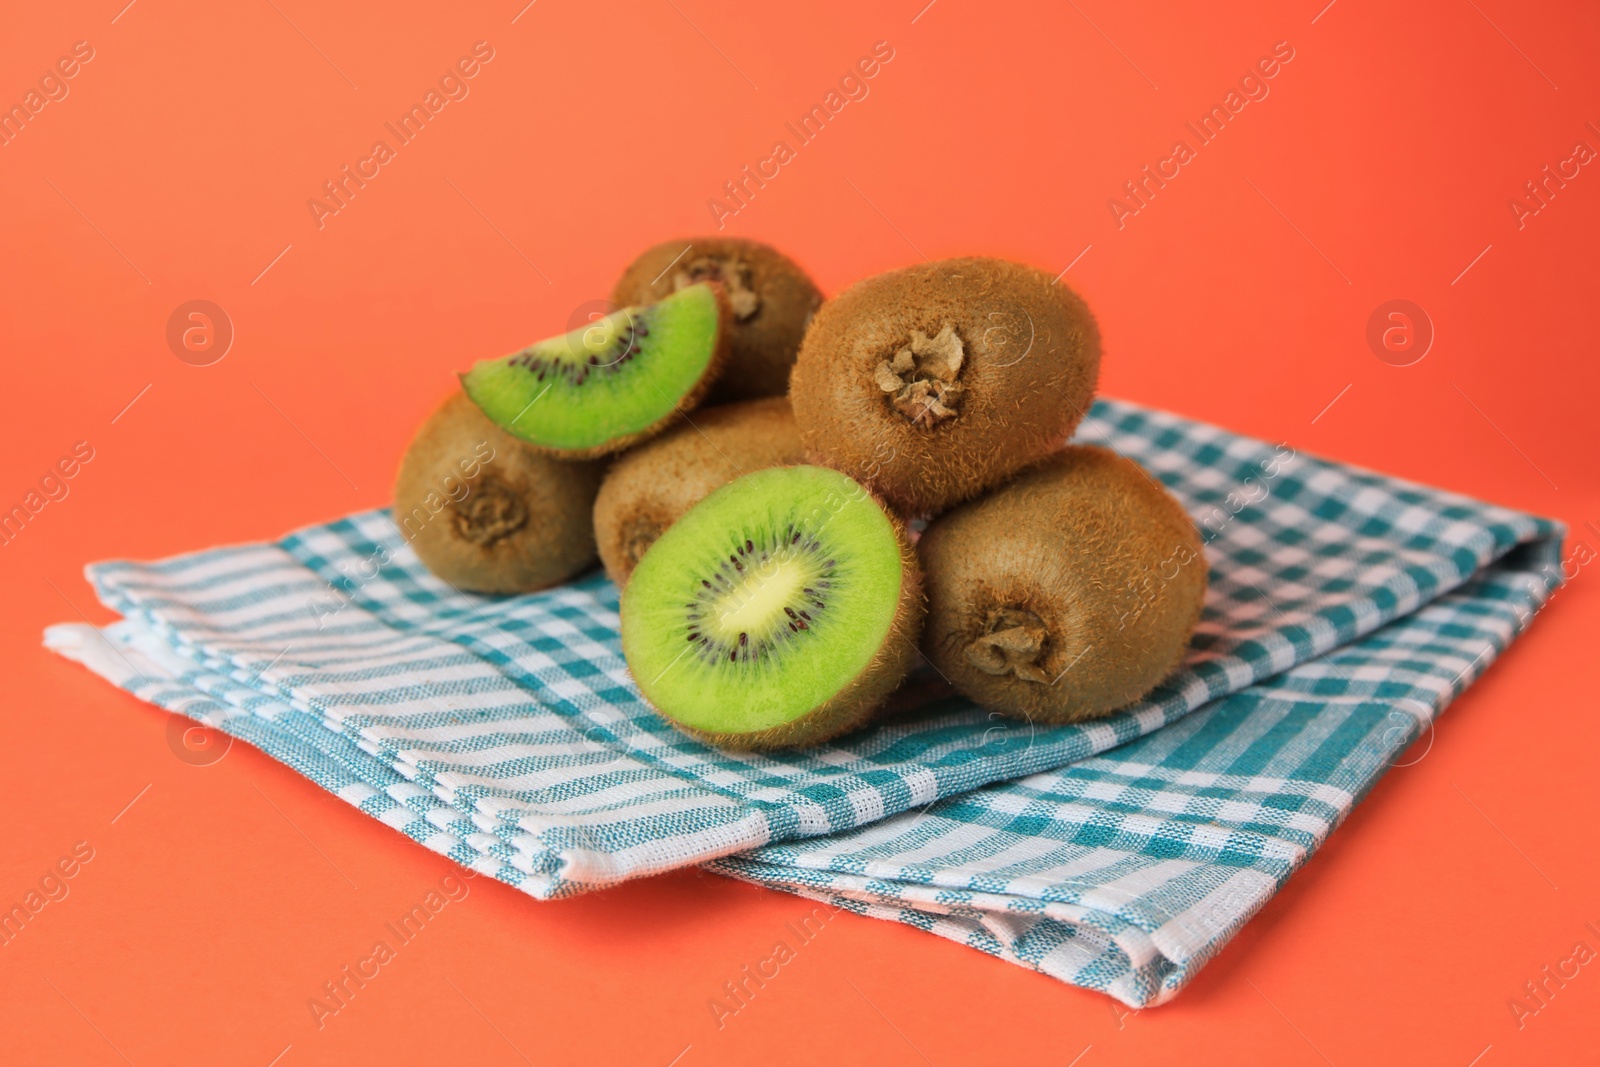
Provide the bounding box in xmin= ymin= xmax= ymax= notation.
xmin=919 ymin=445 xmax=1206 ymax=722
xmin=394 ymin=392 xmax=604 ymax=594
xmin=593 ymin=397 xmax=804 ymax=587
xmin=790 ymin=257 xmax=1100 ymax=515
xmin=461 ymin=282 xmax=731 ymax=457
xmin=620 ymin=465 xmax=923 ymax=750
xmin=612 ymin=238 xmax=823 ymax=403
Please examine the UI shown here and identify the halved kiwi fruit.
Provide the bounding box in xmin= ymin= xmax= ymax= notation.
xmin=461 ymin=282 xmax=731 ymax=457
xmin=394 ymin=392 xmax=604 ymax=594
xmin=790 ymin=257 xmax=1101 ymax=515
xmin=919 ymin=445 xmax=1206 ymax=722
xmin=620 ymin=465 xmax=924 ymax=750
xmin=593 ymin=397 xmax=804 ymax=587
xmin=612 ymin=238 xmax=823 ymax=403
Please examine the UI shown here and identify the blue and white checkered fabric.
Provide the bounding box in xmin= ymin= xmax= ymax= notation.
xmin=45 ymin=398 xmax=1563 ymax=1006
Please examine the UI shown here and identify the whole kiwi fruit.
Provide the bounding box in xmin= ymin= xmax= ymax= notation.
xmin=394 ymin=391 xmax=604 ymax=594
xmin=919 ymin=445 xmax=1206 ymax=722
xmin=593 ymin=397 xmax=804 ymax=587
xmin=612 ymin=237 xmax=823 ymax=403
xmin=790 ymin=257 xmax=1100 ymax=515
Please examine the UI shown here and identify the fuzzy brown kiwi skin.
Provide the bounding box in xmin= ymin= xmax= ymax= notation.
xmin=593 ymin=397 xmax=804 ymax=587
xmin=482 ymin=283 xmax=737 ymax=461
xmin=394 ymin=392 xmax=605 ymax=594
xmin=613 ymin=238 xmax=823 ymax=404
xmin=918 ymin=446 xmax=1206 ymax=723
xmin=653 ymin=503 xmax=926 ymax=751
xmin=790 ymin=257 xmax=1101 ymax=517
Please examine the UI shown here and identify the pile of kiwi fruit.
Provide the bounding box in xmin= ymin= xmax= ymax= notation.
xmin=394 ymin=239 xmax=1207 ymax=751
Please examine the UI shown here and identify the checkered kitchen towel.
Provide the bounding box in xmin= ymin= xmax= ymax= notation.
xmin=45 ymin=398 xmax=1564 ymax=1006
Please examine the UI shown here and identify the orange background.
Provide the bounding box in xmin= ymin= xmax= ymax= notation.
xmin=3 ymin=1 xmax=1599 ymax=1064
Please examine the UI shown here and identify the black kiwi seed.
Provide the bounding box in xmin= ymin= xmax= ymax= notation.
xmin=669 ymin=527 xmax=852 ymax=671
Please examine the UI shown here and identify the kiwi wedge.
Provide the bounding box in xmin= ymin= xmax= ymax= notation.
xmin=790 ymin=257 xmax=1100 ymax=515
xmin=919 ymin=445 xmax=1206 ymax=723
xmin=613 ymin=238 xmax=823 ymax=403
xmin=593 ymin=397 xmax=804 ymax=587
xmin=461 ymin=282 xmax=731 ymax=457
xmin=620 ymin=465 xmax=924 ymax=750
xmin=394 ymin=392 xmax=604 ymax=594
